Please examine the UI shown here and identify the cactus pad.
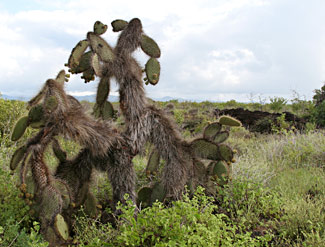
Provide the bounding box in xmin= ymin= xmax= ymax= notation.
xmin=10 ymin=145 xmax=27 ymax=170
xmin=213 ymin=131 xmax=229 ymax=144
xmin=137 ymin=187 xmax=152 ymax=207
xmin=208 ymin=161 xmax=229 ymax=185
xmin=93 ymin=21 xmax=108 ymax=35
xmin=54 ymin=214 xmax=69 ymax=241
xmin=145 ymin=58 xmax=160 ymax=85
xmin=55 ymin=70 xmax=67 ymax=85
xmin=140 ymin=34 xmax=161 ymax=58
xmin=70 ymin=51 xmax=92 ymax=74
xmin=29 ymin=120 xmax=45 ymax=129
xmin=102 ymin=101 xmax=114 ymax=120
xmin=218 ymin=116 xmax=241 ymax=127
xmin=87 ymin=32 xmax=115 ymax=63
xmin=96 ymin=77 xmax=110 ymax=106
xmin=52 ymin=180 xmax=71 ymax=210
xmin=191 ymin=138 xmax=220 ymax=161
xmin=203 ymin=122 xmax=222 ymax=141
xmin=11 ymin=116 xmax=29 ymax=141
xmin=111 ymin=19 xmax=128 ymax=32
xmin=218 ymin=144 xmax=234 ymax=162
xmin=67 ymin=40 xmax=89 ymax=69
xmin=44 ymin=96 xmax=58 ymax=112
xmin=91 ymin=53 xmax=102 ymax=76
xmin=28 ymin=105 xmax=44 ymax=124
xmin=84 ymin=192 xmax=98 ymax=217
xmin=193 ymin=160 xmax=207 ymax=183
xmin=92 ymin=104 xmax=101 ymax=119
xmin=151 ymin=182 xmax=166 ymax=203
xmin=146 ymin=148 xmax=160 ymax=176
xmin=81 ymin=68 xmax=95 ymax=83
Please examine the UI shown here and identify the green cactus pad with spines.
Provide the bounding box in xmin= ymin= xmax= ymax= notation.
xmin=91 ymin=53 xmax=102 ymax=76
xmin=218 ymin=144 xmax=234 ymax=162
xmin=137 ymin=187 xmax=152 ymax=207
xmin=111 ymin=19 xmax=128 ymax=32
xmin=193 ymin=160 xmax=207 ymax=183
xmin=29 ymin=120 xmax=45 ymax=129
xmin=203 ymin=122 xmax=222 ymax=141
xmin=209 ymin=161 xmax=229 ymax=185
xmin=10 ymin=145 xmax=27 ymax=170
xmin=146 ymin=148 xmax=160 ymax=176
xmin=140 ymin=34 xmax=161 ymax=58
xmin=150 ymin=182 xmax=166 ymax=203
xmin=81 ymin=68 xmax=95 ymax=83
xmin=87 ymin=32 xmax=115 ymax=63
xmin=70 ymin=51 xmax=92 ymax=74
xmin=213 ymin=131 xmax=229 ymax=144
xmin=25 ymin=174 xmax=36 ymax=195
xmin=11 ymin=116 xmax=29 ymax=141
xmin=28 ymin=105 xmax=44 ymax=124
xmin=44 ymin=96 xmax=58 ymax=112
xmin=55 ymin=70 xmax=66 ymax=85
xmin=67 ymin=40 xmax=89 ymax=69
xmin=84 ymin=192 xmax=97 ymax=217
xmin=92 ymin=104 xmax=101 ymax=119
xmin=145 ymin=58 xmax=160 ymax=85
xmin=96 ymin=77 xmax=110 ymax=106
xmin=54 ymin=214 xmax=69 ymax=241
xmin=102 ymin=101 xmax=114 ymax=120
xmin=52 ymin=180 xmax=71 ymax=210
xmin=218 ymin=116 xmax=241 ymax=127
xmin=40 ymin=186 xmax=63 ymax=224
xmin=93 ymin=21 xmax=108 ymax=35
xmin=191 ymin=138 xmax=220 ymax=161
xmin=52 ymin=140 xmax=67 ymax=163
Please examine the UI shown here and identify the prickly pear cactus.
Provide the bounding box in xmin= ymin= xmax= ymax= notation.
xmin=9 ymin=17 xmax=242 ymax=246
xmin=189 ymin=116 xmax=240 ymax=194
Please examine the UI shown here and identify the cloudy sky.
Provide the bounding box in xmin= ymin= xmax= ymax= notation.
xmin=0 ymin=0 xmax=324 ymax=102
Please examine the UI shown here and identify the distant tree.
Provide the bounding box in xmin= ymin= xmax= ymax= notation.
xmin=269 ymin=97 xmax=287 ymax=112
xmin=313 ymin=83 xmax=325 ymax=107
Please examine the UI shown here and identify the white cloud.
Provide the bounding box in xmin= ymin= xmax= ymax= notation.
xmin=0 ymin=0 xmax=324 ymax=102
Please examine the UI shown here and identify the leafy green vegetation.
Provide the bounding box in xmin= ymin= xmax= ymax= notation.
xmin=1 ymin=95 xmax=325 ymax=246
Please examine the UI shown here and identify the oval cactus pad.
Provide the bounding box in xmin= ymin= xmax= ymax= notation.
xmin=203 ymin=122 xmax=222 ymax=141
xmin=11 ymin=116 xmax=29 ymax=141
xmin=213 ymin=131 xmax=229 ymax=144
xmin=10 ymin=145 xmax=27 ymax=170
xmin=145 ymin=58 xmax=160 ymax=85
xmin=93 ymin=21 xmax=108 ymax=35
xmin=140 ymin=34 xmax=161 ymax=58
xmin=67 ymin=40 xmax=89 ymax=69
xmin=219 ymin=115 xmax=241 ymax=127
xmin=218 ymin=144 xmax=234 ymax=162
xmin=191 ymin=138 xmax=220 ymax=161
xmin=111 ymin=19 xmax=128 ymax=32
xmin=87 ymin=32 xmax=115 ymax=63
xmin=54 ymin=214 xmax=69 ymax=241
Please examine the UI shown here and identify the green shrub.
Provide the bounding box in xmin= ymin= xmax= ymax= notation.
xmin=268 ymin=97 xmax=288 ymax=113
xmin=74 ymin=188 xmax=276 ymax=246
xmin=312 ymin=100 xmax=325 ymax=127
